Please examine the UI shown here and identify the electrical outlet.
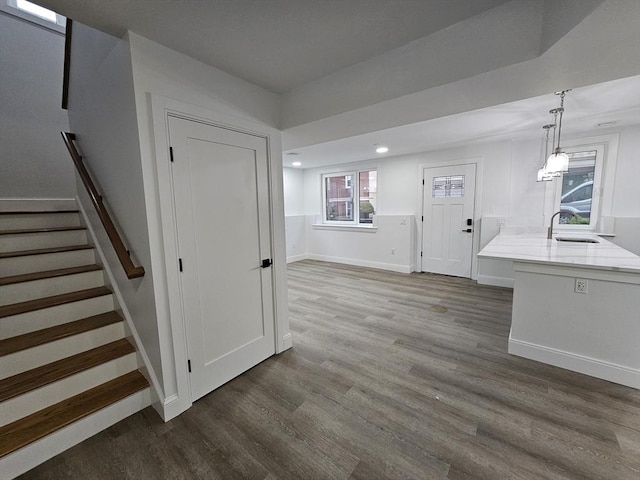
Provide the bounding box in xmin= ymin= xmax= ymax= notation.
xmin=575 ymin=278 xmax=588 ymax=294
xmin=391 ymin=248 xmax=395 ymax=255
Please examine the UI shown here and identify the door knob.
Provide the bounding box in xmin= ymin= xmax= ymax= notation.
xmin=461 ymin=228 xmax=472 ymax=233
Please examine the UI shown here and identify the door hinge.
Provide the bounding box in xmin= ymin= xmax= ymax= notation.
xmin=179 ymin=258 xmax=183 ymax=272
xmin=421 ymin=216 xmax=424 ymax=221
xmin=420 ymin=251 xmax=423 ymax=257
xmin=187 ymin=359 xmax=191 ymax=373
xmin=169 ymin=146 xmax=174 ymax=162
xmin=261 ymin=258 xmax=272 ymax=269
xmin=422 ymin=179 xmax=425 ymax=185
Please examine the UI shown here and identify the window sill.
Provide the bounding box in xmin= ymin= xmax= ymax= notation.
xmin=312 ymin=224 xmax=377 ymax=232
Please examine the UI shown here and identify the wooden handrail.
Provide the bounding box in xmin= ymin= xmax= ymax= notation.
xmin=62 ymin=19 xmax=73 ymax=110
xmin=61 ymin=132 xmax=145 ymax=279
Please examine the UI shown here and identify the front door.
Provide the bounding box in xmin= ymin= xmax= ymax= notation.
xmin=421 ymin=163 xmax=476 ymax=277
xmin=168 ymin=116 xmax=275 ymax=401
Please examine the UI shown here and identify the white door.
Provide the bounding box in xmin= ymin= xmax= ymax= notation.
xmin=421 ymin=163 xmax=476 ymax=277
xmin=168 ymin=116 xmax=275 ymax=401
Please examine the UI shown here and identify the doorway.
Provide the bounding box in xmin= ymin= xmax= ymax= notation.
xmin=168 ymin=115 xmax=276 ymax=401
xmin=421 ymin=163 xmax=476 ymax=278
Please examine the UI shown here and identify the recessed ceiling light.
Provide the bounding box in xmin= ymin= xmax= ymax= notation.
xmin=285 ymin=152 xmax=300 ymax=156
xmin=596 ymin=121 xmax=617 ymax=128
xmin=292 ymin=161 xmax=302 ymax=167
xmin=376 ymin=146 xmax=389 ymax=154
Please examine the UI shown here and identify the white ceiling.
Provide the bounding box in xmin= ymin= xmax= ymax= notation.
xmin=36 ymin=0 xmax=509 ymax=93
xmin=283 ymin=76 xmax=640 ymax=169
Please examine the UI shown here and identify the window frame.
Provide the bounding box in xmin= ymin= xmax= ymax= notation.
xmin=321 ymin=168 xmax=377 ymax=226
xmin=1 ymin=0 xmax=66 ymax=34
xmin=544 ymin=133 xmax=620 ymax=234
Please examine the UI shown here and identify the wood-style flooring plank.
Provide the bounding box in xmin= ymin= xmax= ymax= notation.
xmin=17 ymin=260 xmax=640 ymax=480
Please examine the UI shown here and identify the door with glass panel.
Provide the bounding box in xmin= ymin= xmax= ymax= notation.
xmin=421 ymin=164 xmax=476 ymax=277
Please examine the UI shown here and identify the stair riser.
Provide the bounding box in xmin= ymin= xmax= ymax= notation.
xmin=0 ymin=353 xmax=138 ymax=426
xmin=0 ymin=295 xmax=114 ymax=339
xmin=0 ymin=213 xmax=80 ymax=230
xmin=0 ymin=322 xmax=125 ymax=379
xmin=0 ymin=271 xmax=104 ymax=306
xmin=0 ymin=230 xmax=87 ymax=253
xmin=0 ymin=249 xmax=96 ymax=277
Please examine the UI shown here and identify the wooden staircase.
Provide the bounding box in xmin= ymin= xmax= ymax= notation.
xmin=0 ymin=206 xmax=150 ymax=477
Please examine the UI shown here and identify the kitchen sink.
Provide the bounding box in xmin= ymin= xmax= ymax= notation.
xmin=555 ymin=237 xmax=600 ymax=243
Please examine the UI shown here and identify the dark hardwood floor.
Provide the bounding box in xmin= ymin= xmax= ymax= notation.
xmin=19 ymin=260 xmax=640 ymax=479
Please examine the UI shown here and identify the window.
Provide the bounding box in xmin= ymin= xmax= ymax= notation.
xmin=554 ymin=145 xmax=604 ymax=228
xmin=322 ymin=169 xmax=377 ymax=225
xmin=432 ymin=175 xmax=465 ymax=198
xmin=2 ymin=0 xmax=66 ymax=32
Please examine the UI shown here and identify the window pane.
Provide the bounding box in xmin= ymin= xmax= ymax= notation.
xmin=560 ymin=151 xmax=596 ymax=225
xmin=325 ymin=174 xmax=354 ymax=221
xmin=433 ymin=175 xmax=464 ymax=198
xmin=359 ymin=170 xmax=377 ymax=224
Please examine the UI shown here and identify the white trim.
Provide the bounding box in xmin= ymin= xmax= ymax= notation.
xmin=287 ymin=253 xmax=309 ymax=263
xmin=416 ymin=157 xmax=484 ymax=279
xmin=508 ymin=337 xmax=640 ymax=389
xmin=149 ymin=94 xmax=290 ymax=417
xmin=312 ymin=224 xmax=377 ymax=232
xmin=0 ymin=388 xmax=150 ymax=479
xmin=75 ymin=196 xmax=165 ymax=411
xmin=476 ymin=275 xmax=514 ymax=288
xmin=282 ymin=333 xmax=293 ymax=350
xmin=307 ymin=253 xmax=411 ymax=274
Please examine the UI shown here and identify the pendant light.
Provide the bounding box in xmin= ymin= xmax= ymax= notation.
xmin=537 ymin=124 xmax=555 ymax=182
xmin=546 ymin=90 xmax=571 ymax=174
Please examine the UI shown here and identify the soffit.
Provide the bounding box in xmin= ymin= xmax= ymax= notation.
xmin=35 ymin=0 xmax=509 ymax=93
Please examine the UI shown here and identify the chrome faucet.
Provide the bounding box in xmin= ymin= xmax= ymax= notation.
xmin=548 ymin=210 xmax=576 ymax=239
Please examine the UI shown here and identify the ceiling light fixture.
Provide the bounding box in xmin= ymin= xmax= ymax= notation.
xmin=292 ymin=161 xmax=302 ymax=167
xmin=536 ymin=90 xmax=571 ymax=182
xmin=376 ymin=146 xmax=389 ymax=154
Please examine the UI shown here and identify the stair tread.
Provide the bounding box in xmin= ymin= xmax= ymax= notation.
xmin=0 ymin=370 xmax=148 ymax=457
xmin=0 ymin=244 xmax=94 ymax=259
xmin=0 ymin=226 xmax=86 ymax=235
xmin=0 ymin=286 xmax=111 ymax=318
xmin=0 ymin=264 xmax=102 ymax=287
xmin=0 ymin=338 xmax=135 ymax=402
xmin=0 ymin=311 xmax=121 ymax=356
xmin=0 ymin=210 xmax=79 ymax=215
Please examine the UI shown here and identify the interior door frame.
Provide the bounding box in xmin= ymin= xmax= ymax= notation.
xmin=149 ymin=94 xmax=290 ymax=421
xmin=415 ymin=157 xmax=483 ymax=279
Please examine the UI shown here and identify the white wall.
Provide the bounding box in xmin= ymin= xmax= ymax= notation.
xmin=66 ymin=24 xmax=164 ymax=399
xmin=283 ymin=167 xmax=307 ymax=261
xmin=0 ymin=13 xmax=75 ymax=198
xmin=128 ymin=32 xmax=288 ymax=419
xmin=292 ymin=125 xmax=639 ymax=276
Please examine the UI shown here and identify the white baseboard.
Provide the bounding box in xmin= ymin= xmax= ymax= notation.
xmin=0 ymin=388 xmax=151 ymax=479
xmin=0 ymin=198 xmax=77 ymax=212
xmin=286 ymin=253 xmax=309 ymax=263
xmin=281 ymin=332 xmax=293 ymax=351
xmin=508 ymin=337 xmax=640 ymax=389
xmin=307 ymin=254 xmax=411 ymax=274
xmin=477 ymin=274 xmax=514 ymax=288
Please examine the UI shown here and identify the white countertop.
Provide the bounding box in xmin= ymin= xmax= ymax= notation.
xmin=478 ymin=232 xmax=640 ymax=273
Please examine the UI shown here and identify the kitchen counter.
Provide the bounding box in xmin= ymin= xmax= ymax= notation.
xmin=478 ymin=231 xmax=639 ymax=389
xmin=477 ymin=232 xmax=640 ymax=273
